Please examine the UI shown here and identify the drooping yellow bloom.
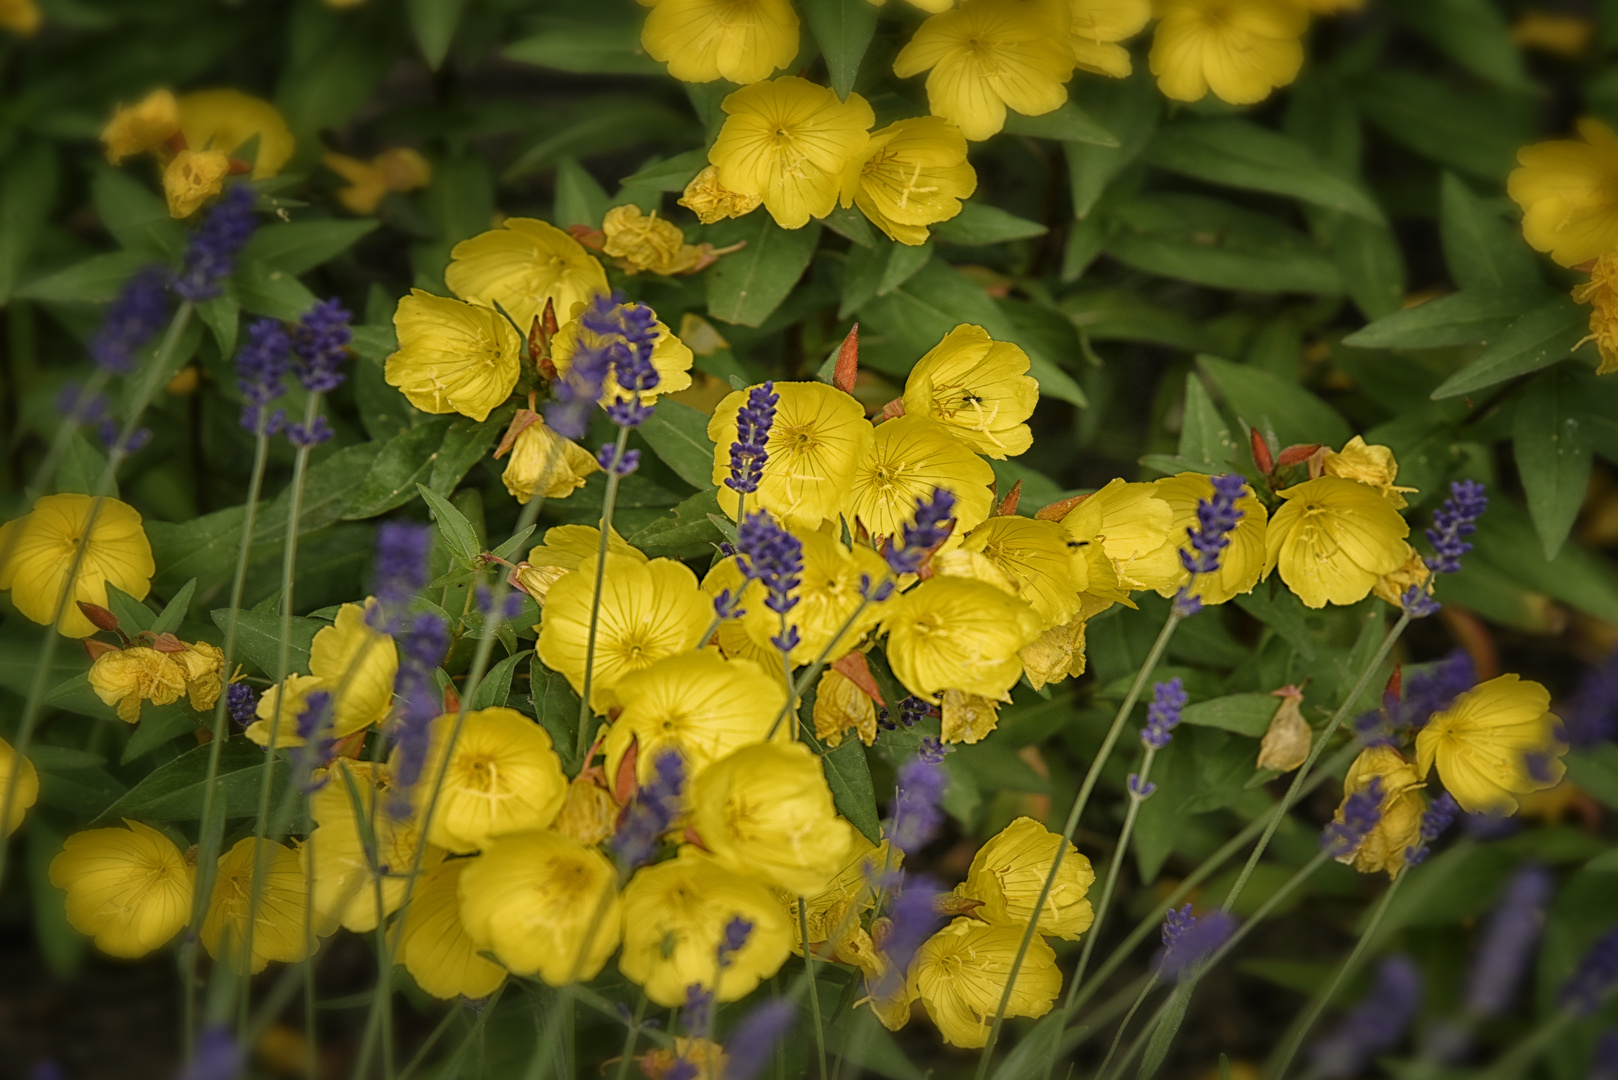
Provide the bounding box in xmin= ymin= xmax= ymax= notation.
xmin=515 ymin=525 xmax=645 ymax=604
xmin=1508 ymin=120 xmax=1618 ymax=268
xmin=1142 ymin=473 xmax=1269 ymax=605
xmin=641 ymin=0 xmax=799 ymax=84
xmin=814 ymin=668 xmax=881 ymax=748
xmin=1371 ymin=543 xmax=1434 ymax=608
xmin=709 ymin=77 xmax=876 ymax=229
xmin=601 ymin=205 xmax=706 ymax=275
xmin=550 ymin=301 xmax=694 ymax=405
xmin=1331 ymin=747 xmax=1424 ymax=879
xmin=893 ymin=0 xmax=1077 ymax=142
xmin=910 ymin=918 xmax=1062 ymax=1048
xmin=0 ymin=493 xmax=156 ymax=638
xmin=176 ymin=89 xmax=295 ymax=177
xmin=392 ymin=859 xmax=507 ymax=1000
xmin=202 ymin=838 xmax=320 ymax=974
xmin=49 ymin=820 xmax=194 ymax=958
xmin=1058 ymin=479 xmax=1177 ymax=592
xmin=174 ymin=640 xmax=225 ymax=712
xmin=102 ymin=89 xmax=180 ymax=164
xmin=789 ymin=833 xmax=900 ymax=956
xmin=958 ymin=516 xmax=1087 ymax=626
xmin=537 ymin=553 xmax=712 ymax=712
xmin=1069 ymin=0 xmax=1152 ymax=77
xmin=385 ymin=290 xmax=523 ymax=422
xmin=903 ymin=325 xmax=1039 ymax=458
xmin=305 ymin=761 xmax=443 ymax=933
xmin=961 ymin=816 xmax=1095 ymax=940
xmin=1264 ymin=476 xmax=1410 ymax=609
xmin=501 ymin=416 xmax=600 ymax=504
xmin=619 ymin=847 xmax=793 ymax=1006
xmin=554 ymin=775 xmax=621 ymax=847
xmin=1149 ymin=0 xmax=1307 ymax=105
xmin=88 ymin=646 xmax=187 ymax=724
xmin=679 ymin=165 xmax=765 ymax=225
xmin=1573 ymin=250 xmax=1618 ymax=375
xmin=405 ymin=707 xmax=570 ymax=854
xmin=882 ymin=576 xmax=1043 ymax=702
xmin=718 ymin=531 xmax=891 ymax=666
xmin=247 ymin=600 xmax=397 ymax=748
xmin=162 ymin=150 xmax=231 ymax=218
xmin=603 ymin=651 xmax=787 ymax=785
xmin=848 ymin=416 xmax=995 ymax=540
xmin=1416 ymin=675 xmax=1568 ymax=815
xmin=0 ymin=737 xmax=38 ymax=837
xmin=322 ymin=147 xmax=432 ymax=215
xmin=709 ymin=382 xmax=874 ymax=529
xmin=460 ymin=831 xmax=623 ymax=985
xmin=445 ymin=217 xmax=610 ymax=332
xmin=1323 ymin=437 xmax=1417 ymax=509
xmin=1020 ymin=617 xmax=1087 ymax=691
xmin=841 ymin=117 xmax=977 ymax=245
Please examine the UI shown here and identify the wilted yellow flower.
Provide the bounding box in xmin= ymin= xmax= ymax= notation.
xmin=516 ymin=525 xmax=645 ymax=604
xmin=679 ymin=165 xmax=765 ymax=225
xmin=958 ymin=516 xmax=1087 ymax=625
xmin=620 ymin=846 xmax=793 ymax=1006
xmin=709 ymin=382 xmax=874 ymax=529
xmin=962 ymin=816 xmax=1095 ymax=940
xmin=0 ymin=0 xmax=39 ymax=35
xmin=1059 ymin=479 xmax=1176 ymax=592
xmin=602 ymin=204 xmax=700 ymax=275
xmin=202 ymin=838 xmax=319 ymax=974
xmin=49 ymin=820 xmax=194 ymax=958
xmin=1149 ymin=0 xmax=1306 ymax=105
xmin=445 ymin=217 xmax=610 ymax=332
xmin=538 ymin=553 xmax=712 ymax=713
xmin=721 ymin=531 xmax=890 ymax=666
xmin=1323 ymin=437 xmax=1417 ymax=509
xmin=814 ymin=668 xmax=881 ymax=748
xmin=603 ymin=651 xmax=787 ymax=785
xmin=940 ymin=690 xmax=1001 ymax=744
xmin=1508 ymin=119 xmax=1618 ymax=268
xmin=1264 ymin=476 xmax=1410 ymax=609
xmin=882 ymin=576 xmax=1043 ymax=702
xmin=710 ymin=77 xmax=876 ymax=229
xmin=385 ymin=290 xmax=523 ymax=422
xmin=903 ymin=325 xmax=1038 ymax=458
xmin=323 ymin=147 xmax=432 ymax=214
xmin=176 ymin=89 xmax=295 ymax=177
xmin=0 ymin=493 xmax=155 ymax=638
xmin=88 ymin=646 xmax=187 ymax=724
xmin=306 ymin=761 xmax=443 ymax=933
xmin=551 ymin=300 xmax=694 ymax=405
xmin=174 ymin=640 xmax=225 ymax=712
xmin=1331 ymin=747 xmax=1424 ymax=879
xmin=790 ymin=833 xmax=900 ymax=955
xmin=405 ymin=707 xmax=570 ymax=854
xmin=392 ymin=859 xmax=507 ymax=1000
xmin=1256 ymin=686 xmax=1311 ymax=773
xmin=102 ymin=89 xmax=179 ymax=164
xmin=247 ymin=600 xmax=396 ymax=748
xmin=910 ymin=917 xmax=1062 ymax=1048
xmin=641 ymin=1040 xmax=728 ymax=1080
xmin=554 ymin=774 xmax=621 ymax=846
xmin=1070 ymin=0 xmax=1152 ymax=76
xmin=1142 ymin=473 xmax=1269 ymax=605
xmin=500 ymin=416 xmax=599 ymax=504
xmin=1416 ymin=674 xmax=1568 ymax=815
xmin=848 ymin=416 xmax=995 ymax=540
xmin=1574 ymin=250 xmax=1618 ymax=375
xmin=0 ymin=737 xmax=38 ymax=837
xmin=460 ymin=831 xmax=623 ymax=985
xmin=841 ymin=117 xmax=977 ymax=245
xmin=1372 ymin=543 xmax=1434 ymax=608
xmin=162 ymin=150 xmax=231 ymax=218
xmin=1020 ymin=617 xmax=1087 ymax=691
xmin=641 ymin=0 xmax=799 ymax=85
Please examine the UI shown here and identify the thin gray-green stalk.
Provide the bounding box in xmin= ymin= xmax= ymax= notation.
xmin=800 ymin=897 xmax=829 ymax=1080
xmin=576 ymin=426 xmax=632 ymax=761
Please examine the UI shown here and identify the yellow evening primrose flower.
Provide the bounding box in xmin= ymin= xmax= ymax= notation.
xmin=788 ymin=833 xmax=900 ymax=955
xmin=721 ymin=531 xmax=891 ymax=666
xmin=49 ymin=820 xmax=194 ymax=959
xmin=445 ymin=217 xmax=610 ymax=332
xmin=1330 ymin=747 xmax=1424 ymax=879
xmin=247 ymin=600 xmax=396 ymax=748
xmin=501 ymin=416 xmax=600 ymax=505
xmin=1020 ymin=617 xmax=1087 ymax=691
xmin=385 ymin=290 xmax=523 ymax=422
xmin=641 ymin=0 xmax=799 ymax=85
xmin=619 ymin=846 xmax=794 ymax=1006
xmin=1070 ymin=0 xmax=1152 ymax=76
xmin=460 ymin=831 xmax=623 ymax=985
xmin=322 ymin=147 xmax=432 ymax=215
xmin=551 ymin=300 xmax=695 ymax=405
xmin=202 ymin=838 xmax=321 ymax=974
xmin=882 ymin=576 xmax=1043 ymax=702
xmin=841 ymin=116 xmax=978 ymax=246
xmin=405 ymin=707 xmax=570 ymax=854
xmin=554 ymin=774 xmax=621 ymax=847
xmin=515 ymin=525 xmax=645 ymax=604
xmin=0 ymin=737 xmax=39 ymax=837
xmin=176 ymin=89 xmax=295 ymax=177
xmin=162 ymin=149 xmax=231 ymax=218
xmin=903 ymin=324 xmax=1039 ymax=458
xmin=1140 ymin=473 xmax=1268 ymax=605
xmin=709 ymin=382 xmax=874 ymax=529
xmin=814 ymin=668 xmax=881 ymax=748
xmin=1508 ymin=119 xmax=1618 ymax=268
xmin=392 ymin=858 xmax=507 ymax=1001
xmin=306 ymin=761 xmax=443 ymax=933
xmin=88 ymin=646 xmax=187 ymax=724
xmin=893 ymin=0 xmax=1077 ymax=142
xmin=848 ymin=415 xmax=995 ymax=540
xmin=102 ymin=89 xmax=180 ymax=165
xmin=601 ymin=204 xmax=705 ymax=276
xmin=958 ymin=515 xmax=1088 ymax=626
xmin=0 ymin=493 xmax=155 ymax=638
xmin=910 ymin=917 xmax=1062 ymax=1048
xmin=1415 ymin=674 xmax=1568 ymax=815
xmin=1149 ymin=0 xmax=1306 ymax=105
xmin=1574 ymin=250 xmax=1618 ymax=375
xmin=710 ymin=77 xmax=876 ymax=229
xmin=1323 ymin=436 xmax=1417 ymax=509
xmin=1264 ymin=476 xmax=1410 ymax=609
xmin=538 ymin=553 xmax=712 ymax=713
xmin=174 ymin=640 xmax=225 ymax=712
xmin=691 ymin=742 xmax=854 ymax=895
xmin=940 ymin=690 xmax=1002 ymax=744
xmin=678 ymin=165 xmax=765 ymax=224
xmin=1059 ymin=478 xmax=1177 ymax=592
xmin=961 ymin=816 xmax=1095 ymax=940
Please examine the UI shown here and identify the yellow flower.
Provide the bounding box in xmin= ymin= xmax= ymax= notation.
xmin=940 ymin=690 xmax=1002 ymax=744
xmin=460 ymin=831 xmax=623 ymax=985
xmin=710 ymin=77 xmax=876 ymax=229
xmin=48 ymin=820 xmax=194 ymax=958
xmin=1148 ymin=0 xmax=1306 ymax=105
xmin=501 ymin=416 xmax=600 ymax=504
xmin=176 ymin=89 xmax=295 ymax=177
xmin=305 ymin=761 xmax=443 ymax=933
xmin=1020 ymin=617 xmax=1087 ymax=691
xmin=392 ymin=858 xmax=507 ymax=1000
xmin=537 ymin=553 xmax=712 ymax=713
xmin=893 ymin=0 xmax=1076 ymax=142
xmin=601 ymin=204 xmax=705 ymax=275
xmin=958 ymin=515 xmax=1087 ymax=625
xmin=619 ymin=846 xmax=793 ymax=1006
xmin=641 ymin=0 xmax=799 ymax=84
xmin=882 ymin=576 xmax=1043 ymax=702
xmin=554 ymin=775 xmax=622 ymax=846
xmin=1331 ymin=747 xmax=1424 ymax=879
xmin=385 ymin=290 xmax=523 ymax=422
xmin=1574 ymin=250 xmax=1618 ymax=375
xmin=0 ymin=736 xmax=39 ymax=837
xmin=604 ymin=651 xmax=787 ymax=786
xmin=910 ymin=917 xmax=1062 ymax=1048
xmin=88 ymin=646 xmax=187 ymax=724
xmin=1264 ymin=476 xmax=1410 ymax=609
xmin=247 ymin=600 xmax=396 ymax=748
xmin=903 ymin=325 xmax=1038 ymax=458
xmin=1508 ymin=119 xmax=1618 ymax=268
xmin=1069 ymin=0 xmax=1152 ymax=77
xmin=961 ymin=816 xmax=1095 ymax=940
xmin=322 ymin=147 xmax=432 ymax=214
xmin=174 ymin=640 xmax=225 ymax=712
xmin=789 ymin=833 xmax=900 ymax=954
xmin=162 ymin=150 xmax=231 ymax=218
xmin=841 ymin=117 xmax=977 ymax=246
xmin=1512 ymin=11 xmax=1594 ymax=57
xmin=709 ymin=382 xmax=874 ymax=530
xmin=1371 ymin=543 xmax=1433 ymax=608
xmin=641 ymin=1040 xmax=728 ymax=1080
xmin=1058 ymin=479 xmax=1176 ymax=592
xmin=405 ymin=707 xmax=570 ymax=854
xmin=1143 ymin=473 xmax=1269 ymax=605
xmin=848 ymin=415 xmax=995 ymax=540
xmin=516 ymin=525 xmax=645 ymax=604
xmin=102 ymin=89 xmax=179 ymax=164
xmin=202 ymin=838 xmax=319 ymax=974
xmin=0 ymin=493 xmax=155 ymax=638
xmin=445 ymin=217 xmax=609 ymax=333
xmin=551 ymin=300 xmax=694 ymax=406
xmin=721 ymin=531 xmax=891 ymax=666
xmin=1323 ymin=436 xmax=1417 ymax=509
xmin=679 ymin=165 xmax=765 ymax=225
xmin=814 ymin=668 xmax=880 ymax=748
xmin=0 ymin=0 xmax=39 ymax=35
xmin=1415 ymin=674 xmax=1568 ymax=815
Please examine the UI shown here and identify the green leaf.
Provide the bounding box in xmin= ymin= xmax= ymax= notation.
xmin=57 ymin=432 xmax=112 ymax=497
xmin=235 ymin=260 xmax=320 ymax=321
xmin=1352 ymin=71 xmax=1529 ymax=180
xmin=121 ymin=705 xmax=203 ymax=764
xmin=407 ymin=0 xmax=465 ymax=69
xmin=503 ymin=19 xmax=662 ymax=76
xmin=197 ymin=293 xmax=241 ymax=359
xmin=471 ymin=652 xmax=524 ymax=710
xmin=840 ymin=238 xmax=932 ymax=318
xmin=1439 ymin=173 xmax=1541 ymax=292
xmin=1430 ymin=295 xmax=1589 ymax=399
xmin=1066 ymin=71 xmax=1160 ymax=219
xmin=96 ymin=740 xmax=288 ymax=823
xmin=1343 ymin=287 xmax=1547 ymax=349
xmin=1236 ymin=581 xmax=1317 ymax=661
xmin=429 ymin=415 xmax=502 ymax=496
xmin=92 ymin=167 xmax=184 ymax=258
xmin=241 ymin=220 xmax=379 ymax=276
xmin=823 ymin=205 xmax=879 ymax=248
xmin=822 ymin=737 xmax=881 ymax=844
xmin=553 ymin=157 xmax=611 ymax=227
xmin=37 ymin=764 xmax=127 ymax=817
xmin=1177 ymin=372 xmax=1239 ymax=472
xmin=1144 ymin=119 xmax=1384 ymax=222
xmin=1567 ymin=744 xmax=1618 ymax=811
xmin=104 ymin=582 xmax=154 ymax=634
xmin=1138 ymin=985 xmax=1192 ymax=1080
xmin=151 ymin=579 xmax=198 ymax=636
xmin=1514 ymin=368 xmax=1594 ymax=560
xmin=16 ymin=251 xmax=152 ymax=303
xmin=1198 ymin=355 xmax=1352 ymax=449
xmin=531 ymin=660 xmax=585 ymax=776
xmin=211 ymin=609 xmax=324 ymax=679
xmin=618 ymin=148 xmax=708 ymax=193
xmin=27 ymin=817 xmax=86 ymax=978
xmin=1467 ymin=497 xmax=1618 ymax=623
xmin=637 ymin=400 xmax=717 ymax=489
xmin=0 ymin=142 xmax=57 ymax=302
xmin=626 ymin=489 xmax=727 ymax=559
xmin=342 ymin=418 xmax=456 ymax=520
xmin=931 ymin=201 xmax=1048 ymax=246
xmin=1061 ymin=289 xmax=1207 ymax=352
xmin=1328 ymin=215 xmax=1406 ymax=322
xmin=803 ymin=0 xmax=877 ymax=100
xmin=1180 ymin=693 xmax=1276 ymax=737
xmin=1392 ymin=0 xmax=1532 ymax=92
xmin=1105 ymin=194 xmax=1343 ymax=295
xmin=416 ymin=483 xmax=481 ymax=563
xmin=1003 ymin=101 xmax=1119 ymax=146
xmin=705 ymin=215 xmax=820 ymax=327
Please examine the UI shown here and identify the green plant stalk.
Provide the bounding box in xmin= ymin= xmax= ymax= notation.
xmin=1093 ymin=972 xmax=1158 ymax=1080
xmin=427 ymin=990 xmax=508 ymax=1080
xmin=610 ymin=995 xmax=650 ymax=1080
xmin=975 ymin=609 xmax=1183 ymax=1080
xmin=768 ymin=591 xmax=877 ymax=741
xmin=576 ymin=426 xmax=632 ymax=762
xmin=800 ymin=897 xmax=829 ymax=1080
xmin=396 ymin=1002 xmax=471 ymax=1080
xmin=1478 ymin=1009 xmax=1577 ymax=1080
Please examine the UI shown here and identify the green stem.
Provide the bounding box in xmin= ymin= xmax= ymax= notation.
xmin=1093 ymin=973 xmax=1158 ymax=1080
xmin=769 ymin=589 xmax=879 ymax=742
xmin=1069 ymin=746 xmax=1158 ymax=1000
xmin=576 ymin=426 xmax=632 ymax=761
xmin=1478 ymin=1010 xmax=1577 ymax=1080
xmin=428 ymin=991 xmax=507 ymax=1080
xmin=396 ymin=1003 xmax=467 ymax=1080
xmin=611 ymin=996 xmax=649 ymax=1080
xmin=800 ymin=897 xmax=829 ymax=1080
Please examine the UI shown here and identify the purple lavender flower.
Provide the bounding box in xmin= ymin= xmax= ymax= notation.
xmin=1322 ymin=778 xmax=1384 ymax=858
xmin=1557 ymin=649 xmax=1618 ymax=748
xmin=174 ymin=185 xmax=257 ymax=302
xmin=726 ymin=382 xmax=778 ymax=496
xmin=884 ymin=489 xmax=957 ymax=576
xmin=1465 ymin=864 xmax=1552 ymax=1017
xmin=1308 ymin=955 xmax=1421 ymax=1078
xmin=712 ymin=587 xmax=745 ymax=621
xmin=718 ymin=916 xmax=753 ymax=967
xmin=1404 ymin=791 xmax=1459 ymax=867
xmin=90 ymin=266 xmax=170 ymax=373
xmin=1560 ymin=926 xmax=1618 ymax=1016
xmin=286 ymin=415 xmax=333 ymax=447
xmin=368 ymin=522 xmax=432 ymax=633
xmin=599 ymin=302 xmax=660 ymax=430
xmin=1172 ymin=473 xmax=1246 ymax=615
xmin=473 ymin=585 xmax=524 ymax=622
xmin=1141 ymin=678 xmax=1187 ymax=750
xmin=1401 ymin=652 xmax=1476 ymax=729
xmin=722 ymin=998 xmax=797 ymax=1080
xmin=736 ymin=511 xmax=803 ymax=618
xmin=1400 ymin=584 xmax=1441 ymax=619
xmin=225 ymin=682 xmax=257 ymax=728
xmin=1463 ymin=809 xmax=1519 ymax=842
xmin=235 ymin=318 xmax=291 ymax=435
xmin=290 ymin=298 xmax=352 ymax=393
xmin=875 ymin=873 xmax=944 ymax=998
xmin=1128 ymin=773 xmax=1157 ymax=798
xmin=860 ymin=574 xmax=895 ymax=603
xmin=548 ymin=296 xmax=660 ymax=434
xmin=889 ymin=739 xmax=948 ymax=854
xmin=56 ymin=383 xmax=109 ymax=424
xmin=1157 ymin=903 xmax=1237 ymax=982
xmin=597 ymin=444 xmax=640 ymax=475
xmin=386 ymin=612 xmax=448 ymax=817
xmin=100 ymin=419 xmax=152 ymax=455
xmin=179 ymin=1025 xmax=241 ymax=1080
xmin=680 ymin=983 xmax=712 ymax=1036
xmin=1424 ymin=480 xmax=1488 ymax=575
xmin=614 ymin=749 xmax=685 ymax=870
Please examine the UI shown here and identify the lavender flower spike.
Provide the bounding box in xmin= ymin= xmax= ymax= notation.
xmin=225 ymin=683 xmax=257 ymax=728
xmin=1158 ymin=903 xmax=1237 ymax=982
xmin=174 ymin=185 xmax=257 ymax=302
xmin=889 ymin=738 xmax=948 ymax=854
xmin=722 ymin=998 xmax=797 ymax=1080
xmin=726 ymin=382 xmax=778 ymax=496
xmin=1403 ymin=791 xmax=1459 ymax=867
xmin=1308 ymin=955 xmax=1422 ymax=1078
xmin=90 ymin=266 xmax=170 ymax=374
xmin=1557 ymin=648 xmax=1618 ymax=748
xmin=179 ymin=1025 xmax=242 ymax=1080
xmin=1172 ymin=473 xmax=1246 ymax=615
xmin=291 ymin=297 xmax=353 ymax=393
xmin=369 ymin=522 xmax=432 ymax=633
xmin=545 ymin=294 xmax=621 ymax=439
xmin=717 ymin=916 xmax=753 ymax=968
xmin=1560 ymin=925 xmax=1618 ymax=1016
xmin=1424 ymin=479 xmax=1488 ymax=574
xmin=386 ymin=612 xmax=448 ymax=817
xmin=874 ymin=873 xmax=944 ymax=997
xmin=1322 ymin=777 xmax=1384 ymax=858
xmin=235 ymin=317 xmax=291 ymax=435
xmin=736 ymin=510 xmax=803 ymax=620
xmin=885 ymin=489 xmax=957 ymax=576
xmin=614 ymin=749 xmax=685 ymax=870
xmin=1141 ymin=678 xmax=1187 ymax=749
xmin=1465 ymin=864 xmax=1552 ymax=1017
